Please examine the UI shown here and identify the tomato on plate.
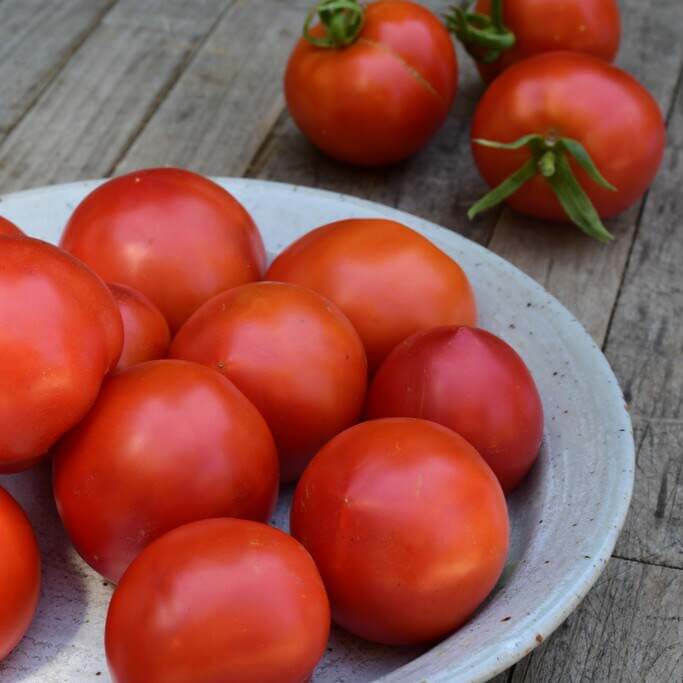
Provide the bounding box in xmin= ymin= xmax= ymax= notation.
xmin=106 ymin=518 xmax=330 ymax=683
xmin=0 ymin=487 xmax=41 ymax=661
xmin=291 ymin=418 xmax=509 ymax=645
xmin=367 ymin=326 xmax=544 ymax=492
xmin=109 ymin=283 xmax=171 ymax=370
xmin=285 ymin=0 xmax=458 ymax=165
xmin=0 ymin=217 xmax=23 ymax=237
xmin=0 ymin=237 xmax=122 ymax=473
xmin=468 ymin=52 xmax=665 ymax=241
xmin=170 ymin=282 xmax=367 ymax=482
xmin=60 ymin=168 xmax=266 ymax=332
xmin=266 ymin=218 xmax=476 ymax=371
xmin=53 ymin=360 xmax=278 ymax=583
xmin=448 ymin=0 xmax=620 ymax=82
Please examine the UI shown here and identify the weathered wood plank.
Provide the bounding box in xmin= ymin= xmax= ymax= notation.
xmin=486 ymin=0 xmax=683 ymax=344
xmin=615 ymin=419 xmax=683 ymax=569
xmin=0 ymin=0 xmax=114 ymax=136
xmin=0 ymin=0 xmax=230 ymax=192
xmin=509 ymin=558 xmax=683 ymax=683
xmin=116 ymin=0 xmax=313 ymax=177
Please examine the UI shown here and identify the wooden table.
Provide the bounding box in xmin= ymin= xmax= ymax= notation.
xmin=0 ymin=1 xmax=680 ymax=681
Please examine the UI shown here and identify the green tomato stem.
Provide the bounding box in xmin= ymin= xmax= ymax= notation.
xmin=303 ymin=0 xmax=365 ymax=48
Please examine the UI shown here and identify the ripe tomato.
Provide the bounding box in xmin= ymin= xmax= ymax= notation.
xmin=449 ymin=0 xmax=620 ymax=82
xmin=0 ymin=216 xmax=23 ymax=237
xmin=53 ymin=360 xmax=278 ymax=583
xmin=106 ymin=518 xmax=330 ymax=683
xmin=367 ymin=326 xmax=544 ymax=492
xmin=0 ymin=487 xmax=41 ymax=661
xmin=285 ymin=0 xmax=458 ymax=165
xmin=291 ymin=418 xmax=509 ymax=645
xmin=266 ymin=219 xmax=477 ymax=371
xmin=0 ymin=237 xmax=122 ymax=473
xmin=170 ymin=282 xmax=367 ymax=482
xmin=469 ymin=53 xmax=665 ymax=241
xmin=109 ymin=283 xmax=171 ymax=370
xmin=60 ymin=168 xmax=266 ymax=332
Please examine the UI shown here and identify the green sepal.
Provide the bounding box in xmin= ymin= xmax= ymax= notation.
xmin=303 ymin=0 xmax=365 ymax=48
xmin=559 ymin=138 xmax=617 ymax=191
xmin=468 ymin=158 xmax=537 ymax=220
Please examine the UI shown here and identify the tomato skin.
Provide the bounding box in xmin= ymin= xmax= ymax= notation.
xmin=367 ymin=327 xmax=543 ymax=492
xmin=266 ymin=219 xmax=476 ymax=371
xmin=60 ymin=168 xmax=266 ymax=332
xmin=285 ymin=0 xmax=458 ymax=165
xmin=471 ymin=52 xmax=665 ymax=221
xmin=109 ymin=283 xmax=171 ymax=370
xmin=474 ymin=0 xmax=620 ymax=81
xmin=170 ymin=282 xmax=367 ymax=482
xmin=291 ymin=418 xmax=509 ymax=645
xmin=0 ymin=217 xmax=23 ymax=237
xmin=53 ymin=360 xmax=278 ymax=583
xmin=105 ymin=518 xmax=330 ymax=683
xmin=0 ymin=488 xmax=41 ymax=661
xmin=0 ymin=237 xmax=123 ymax=473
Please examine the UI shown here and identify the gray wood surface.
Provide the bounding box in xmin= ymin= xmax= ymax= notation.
xmin=0 ymin=0 xmax=680 ymax=681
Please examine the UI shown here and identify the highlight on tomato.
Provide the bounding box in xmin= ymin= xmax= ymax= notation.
xmin=60 ymin=168 xmax=266 ymax=332
xmin=106 ymin=518 xmax=330 ymax=683
xmin=53 ymin=360 xmax=279 ymax=583
xmin=0 ymin=237 xmax=123 ymax=473
xmin=266 ymin=218 xmax=477 ymax=371
xmin=285 ymin=0 xmax=458 ymax=165
xmin=291 ymin=418 xmax=509 ymax=646
xmin=448 ymin=0 xmax=621 ymax=82
xmin=170 ymin=281 xmax=367 ymax=482
xmin=0 ymin=487 xmax=41 ymax=662
xmin=468 ymin=52 xmax=665 ymax=241
xmin=367 ymin=326 xmax=544 ymax=492
xmin=109 ymin=283 xmax=171 ymax=370
xmin=0 ymin=216 xmax=23 ymax=237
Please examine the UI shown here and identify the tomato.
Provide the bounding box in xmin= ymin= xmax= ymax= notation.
xmin=170 ymin=282 xmax=367 ymax=482
xmin=291 ymin=418 xmax=509 ymax=645
xmin=60 ymin=168 xmax=266 ymax=332
xmin=0 ymin=237 xmax=122 ymax=473
xmin=266 ymin=219 xmax=476 ymax=371
xmin=106 ymin=518 xmax=330 ymax=683
xmin=285 ymin=0 xmax=458 ymax=165
xmin=449 ymin=0 xmax=620 ymax=82
xmin=0 ymin=216 xmax=23 ymax=237
xmin=0 ymin=488 xmax=41 ymax=661
xmin=109 ymin=283 xmax=171 ymax=370
xmin=53 ymin=360 xmax=278 ymax=583
xmin=367 ymin=326 xmax=544 ymax=492
xmin=469 ymin=52 xmax=665 ymax=241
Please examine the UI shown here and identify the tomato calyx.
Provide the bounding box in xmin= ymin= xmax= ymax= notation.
xmin=469 ymin=134 xmax=617 ymax=242
xmin=303 ymin=0 xmax=365 ymax=48
xmin=446 ymin=0 xmax=515 ymax=65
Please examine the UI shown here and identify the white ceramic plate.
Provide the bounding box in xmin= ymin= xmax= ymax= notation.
xmin=0 ymin=178 xmax=634 ymax=683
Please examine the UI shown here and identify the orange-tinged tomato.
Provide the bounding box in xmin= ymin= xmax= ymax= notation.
xmin=267 ymin=219 xmax=476 ymax=371
xmin=170 ymin=282 xmax=367 ymax=482
xmin=0 ymin=216 xmax=23 ymax=237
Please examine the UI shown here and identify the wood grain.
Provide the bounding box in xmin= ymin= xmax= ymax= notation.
xmin=0 ymin=0 xmax=114 ymax=137
xmin=0 ymin=0 xmax=230 ymax=192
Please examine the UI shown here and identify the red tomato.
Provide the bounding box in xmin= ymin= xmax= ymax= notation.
xmin=60 ymin=168 xmax=266 ymax=332
xmin=0 ymin=488 xmax=41 ymax=661
xmin=109 ymin=283 xmax=171 ymax=370
xmin=53 ymin=360 xmax=278 ymax=583
xmin=0 ymin=216 xmax=23 ymax=237
xmin=106 ymin=518 xmax=330 ymax=683
xmin=470 ymin=53 xmax=665 ymax=238
xmin=367 ymin=326 xmax=544 ymax=492
xmin=291 ymin=418 xmax=509 ymax=645
xmin=449 ymin=0 xmax=620 ymax=82
xmin=0 ymin=237 xmax=122 ymax=473
xmin=266 ymin=219 xmax=476 ymax=371
xmin=170 ymin=282 xmax=367 ymax=482
xmin=285 ymin=0 xmax=458 ymax=165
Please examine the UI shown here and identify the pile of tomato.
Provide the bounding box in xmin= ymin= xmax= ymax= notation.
xmin=0 ymin=1 xmax=666 ymax=682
